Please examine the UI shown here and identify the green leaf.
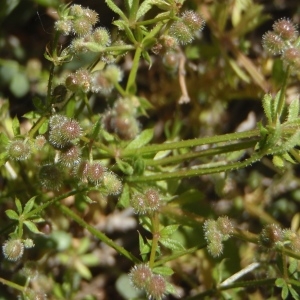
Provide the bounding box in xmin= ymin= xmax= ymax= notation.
xmin=272 ymin=155 xmax=285 ymax=168
xmin=280 ymin=131 xmax=300 ymax=153
xmin=0 ymin=132 xmax=10 ymax=147
xmin=125 ymin=128 xmax=154 ymax=150
xmin=91 ymin=118 xmax=101 ymax=140
xmin=160 ymin=224 xmax=179 ymax=237
xmin=136 ymin=0 xmax=155 ymax=20
xmin=118 ymin=183 xmax=130 ymax=208
xmin=133 ymin=157 xmax=145 ymax=175
xmin=12 ymin=116 xmax=20 ymax=136
xmin=153 ymin=266 xmax=174 ymax=276
xmin=287 ymin=98 xmax=300 ymax=122
xmin=5 ymin=209 xmax=19 ymax=220
xmin=116 ymin=158 xmax=134 ymax=175
xmin=262 ymin=94 xmax=273 ymax=124
xmin=138 ymin=232 xmax=151 ymax=259
xmin=100 ymin=128 xmax=115 ymax=142
xmin=142 ymin=50 xmax=152 ymax=67
xmin=0 ymin=152 xmax=9 ymax=167
xmin=24 ymin=220 xmax=41 ymax=234
xmin=159 ymin=237 xmax=185 ymax=251
xmin=23 ymin=196 xmax=36 ymax=215
xmin=282 ymin=285 xmax=289 ymax=300
xmin=289 ymin=258 xmax=298 ymax=274
xmin=39 ymin=119 xmax=49 ymax=135
xmin=276 ymin=278 xmax=286 ymax=287
xmin=15 ymin=198 xmax=23 ymax=215
xmin=288 ymin=286 xmax=300 ymax=300
xmin=105 ymin=0 xmax=128 ymax=21
xmin=140 ymin=216 xmax=152 ymax=232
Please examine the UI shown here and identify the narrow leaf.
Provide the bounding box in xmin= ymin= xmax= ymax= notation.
xmin=136 ymin=0 xmax=154 ymax=20
xmin=15 ymin=198 xmax=23 ymax=214
xmin=159 ymin=237 xmax=185 ymax=251
xmin=105 ymin=0 xmax=128 ymax=21
xmin=12 ymin=116 xmax=20 ymax=136
xmin=125 ymin=128 xmax=154 ymax=150
xmin=24 ymin=220 xmax=41 ymax=234
xmin=287 ymin=98 xmax=299 ymax=122
xmin=160 ymin=224 xmax=179 ymax=237
xmin=23 ymin=196 xmax=36 ymax=214
xmin=153 ymin=266 xmax=174 ymax=276
xmin=118 ymin=183 xmax=130 ymax=208
xmin=116 ymin=158 xmax=134 ymax=175
xmin=5 ymin=209 xmax=19 ymax=220
xmin=262 ymin=94 xmax=273 ymax=124
xmin=0 ymin=132 xmax=10 ymax=147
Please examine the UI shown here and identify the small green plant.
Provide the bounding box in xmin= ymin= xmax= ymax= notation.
xmin=1 ymin=1 xmax=300 ymax=299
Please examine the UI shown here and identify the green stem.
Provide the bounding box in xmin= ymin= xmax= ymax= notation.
xmin=149 ymin=212 xmax=160 ymax=268
xmin=153 ymin=245 xmax=205 ymax=267
xmin=144 ymin=140 xmax=257 ymax=167
xmin=121 ymin=130 xmax=260 ymax=157
xmin=135 ymin=13 xmax=172 ymax=26
xmin=28 ymin=116 xmax=47 ymax=138
xmin=127 ymin=152 xmax=263 ymax=182
xmin=186 ymin=278 xmax=276 ymax=299
xmin=0 ymin=277 xmax=26 ymax=292
xmin=276 ymin=66 xmax=291 ymax=119
xmin=25 ymin=189 xmax=80 ymax=219
xmin=126 ymin=45 xmax=142 ymax=93
xmin=56 ymin=203 xmax=141 ymax=264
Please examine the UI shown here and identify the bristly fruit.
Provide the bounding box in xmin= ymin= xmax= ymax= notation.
xmin=7 ymin=140 xmax=31 ymax=161
xmin=129 ymin=264 xmax=152 ymax=289
xmin=145 ymin=274 xmax=167 ymax=300
xmin=38 ymin=164 xmax=63 ymax=190
xmin=272 ymin=18 xmax=298 ymax=41
xmin=2 ymin=238 xmax=24 ymax=261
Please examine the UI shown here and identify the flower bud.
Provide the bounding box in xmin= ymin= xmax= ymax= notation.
xmin=259 ymin=224 xmax=283 ymax=248
xmin=72 ymin=18 xmax=92 ymax=36
xmin=145 ymin=274 xmax=167 ymax=300
xmin=2 ymin=238 xmax=24 ymax=261
xmin=90 ymin=71 xmax=114 ymax=95
xmin=169 ymin=20 xmax=194 ymax=45
xmin=207 ymin=234 xmax=223 ymax=257
xmin=182 ymin=10 xmax=205 ymax=34
xmin=87 ymin=162 xmax=106 ymax=185
xmin=92 ymin=27 xmax=111 ymax=47
xmin=262 ymin=31 xmax=286 ymax=55
xmin=130 ymin=193 xmax=148 ymax=214
xmin=23 ymin=238 xmax=35 ymax=249
xmin=83 ymin=8 xmax=99 ymax=26
xmin=59 ymin=144 xmax=81 ymax=167
xmin=283 ymin=229 xmax=300 ymax=252
xmin=104 ymin=65 xmax=123 ymax=83
xmin=272 ymin=18 xmax=298 ymax=42
xmin=144 ymin=188 xmax=161 ymax=212
xmin=49 ymin=114 xmax=68 ymax=129
xmin=282 ymin=47 xmax=300 ymax=71
xmin=216 ymin=216 xmax=234 ymax=236
xmin=102 ymin=171 xmax=122 ymax=195
xmin=35 ymin=135 xmax=47 ymax=150
xmin=69 ymin=4 xmax=84 ymax=17
xmin=8 ymin=140 xmax=31 ymax=161
xmin=39 ymin=164 xmax=63 ymax=190
xmin=54 ymin=20 xmax=73 ymax=35
xmin=129 ymin=264 xmax=152 ymax=289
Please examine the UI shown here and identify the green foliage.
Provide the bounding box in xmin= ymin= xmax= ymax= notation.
xmin=1 ymin=1 xmax=300 ymax=299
